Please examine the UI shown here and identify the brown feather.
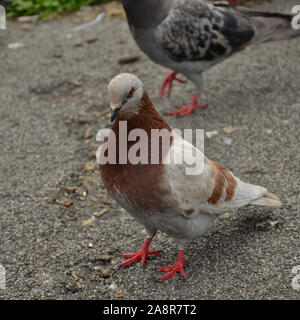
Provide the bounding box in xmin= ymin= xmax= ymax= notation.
xmin=99 ymin=91 xmax=173 ymax=212
xmin=207 ymin=160 xmax=237 ymax=205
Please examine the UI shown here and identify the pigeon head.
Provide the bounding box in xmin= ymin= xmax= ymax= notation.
xmin=108 ymin=73 xmax=144 ymax=122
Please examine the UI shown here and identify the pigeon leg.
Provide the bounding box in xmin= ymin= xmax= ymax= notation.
xmin=159 ymin=71 xmax=186 ymax=99
xmin=122 ymin=237 xmax=161 ymax=267
xmin=158 ymin=249 xmax=186 ymax=281
xmin=167 ymin=93 xmax=207 ymax=117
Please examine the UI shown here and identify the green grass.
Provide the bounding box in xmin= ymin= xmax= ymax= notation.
xmin=6 ymin=0 xmax=114 ymax=19
xmin=5 ymin=0 xmax=267 ymax=19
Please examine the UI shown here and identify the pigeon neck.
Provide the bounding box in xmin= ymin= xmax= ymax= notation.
xmin=112 ymin=91 xmax=171 ymax=135
xmin=122 ymin=0 xmax=172 ymax=29
xmin=111 ymin=91 xmax=173 ymax=166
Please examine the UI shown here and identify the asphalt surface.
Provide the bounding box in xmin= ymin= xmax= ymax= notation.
xmin=0 ymin=0 xmax=299 ymax=300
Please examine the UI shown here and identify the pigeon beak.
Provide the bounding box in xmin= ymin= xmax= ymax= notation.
xmin=110 ymin=107 xmax=121 ymax=123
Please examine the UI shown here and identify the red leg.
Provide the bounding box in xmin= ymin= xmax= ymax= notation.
xmin=122 ymin=237 xmax=161 ymax=268
xmin=159 ymin=71 xmax=186 ymax=99
xmin=167 ymin=93 xmax=207 ymax=117
xmin=158 ymin=250 xmax=186 ymax=282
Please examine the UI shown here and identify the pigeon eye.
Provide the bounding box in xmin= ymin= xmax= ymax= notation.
xmin=127 ymin=88 xmax=135 ymax=98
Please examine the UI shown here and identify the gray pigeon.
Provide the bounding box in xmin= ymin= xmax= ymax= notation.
xmin=121 ymin=0 xmax=300 ymax=116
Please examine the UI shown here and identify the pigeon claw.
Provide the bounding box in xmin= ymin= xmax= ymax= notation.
xmin=122 ymin=250 xmax=161 ymax=267
xmin=159 ymin=71 xmax=186 ymax=99
xmin=158 ymin=250 xmax=186 ymax=281
xmin=121 ymin=237 xmax=161 ymax=267
xmin=167 ymin=93 xmax=207 ymax=117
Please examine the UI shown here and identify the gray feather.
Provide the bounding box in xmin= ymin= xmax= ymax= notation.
xmin=155 ymin=0 xmax=255 ymax=62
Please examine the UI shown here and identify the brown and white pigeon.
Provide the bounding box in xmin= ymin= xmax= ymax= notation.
xmin=121 ymin=0 xmax=300 ymax=116
xmin=97 ymin=73 xmax=281 ymax=281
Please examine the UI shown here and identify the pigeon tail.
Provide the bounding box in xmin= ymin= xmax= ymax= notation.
xmin=250 ymin=192 xmax=281 ymax=207
xmin=232 ymin=179 xmax=281 ymax=208
xmin=240 ymin=10 xmax=300 ymax=43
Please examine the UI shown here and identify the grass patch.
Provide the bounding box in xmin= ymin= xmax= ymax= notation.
xmin=6 ymin=0 xmax=114 ymax=19
xmin=5 ymin=0 xmax=269 ymax=19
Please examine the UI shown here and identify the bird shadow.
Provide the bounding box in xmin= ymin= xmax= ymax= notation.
xmin=149 ymin=209 xmax=284 ymax=283
xmin=186 ymin=210 xmax=282 ymax=270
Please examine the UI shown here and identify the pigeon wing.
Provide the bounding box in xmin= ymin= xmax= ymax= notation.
xmin=164 ymin=133 xmax=278 ymax=217
xmin=155 ymin=0 xmax=255 ymax=62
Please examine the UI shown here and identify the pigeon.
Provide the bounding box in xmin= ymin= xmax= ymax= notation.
xmin=121 ymin=0 xmax=300 ymax=116
xmin=97 ymin=73 xmax=281 ymax=281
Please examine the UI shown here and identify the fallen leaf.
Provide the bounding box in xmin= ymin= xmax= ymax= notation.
xmin=84 ymin=161 xmax=97 ymax=171
xmin=65 ymin=186 xmax=77 ymax=193
xmin=118 ymin=55 xmax=140 ymax=65
xmin=98 ymin=254 xmax=111 ymax=262
xmin=83 ymin=216 xmax=96 ymax=227
xmin=53 ymin=52 xmax=62 ymax=58
xmin=69 ymin=80 xmax=82 ymax=87
xmin=94 ymin=208 xmax=109 ymax=217
xmin=64 ymin=200 xmax=74 ymax=207
xmin=101 ymin=200 xmax=112 ymax=205
xmin=101 ymin=268 xmax=111 ymax=278
xmin=86 ymin=37 xmax=98 ymax=43
xmin=21 ymin=24 xmax=33 ymax=31
xmin=84 ymin=128 xmax=93 ymax=139
xmin=71 ymin=271 xmax=79 ymax=281
xmin=224 ymin=126 xmax=235 ymax=134
xmin=73 ymin=42 xmax=83 ymax=48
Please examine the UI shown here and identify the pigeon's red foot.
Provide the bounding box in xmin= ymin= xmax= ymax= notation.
xmin=158 ymin=250 xmax=186 ymax=281
xmin=122 ymin=238 xmax=161 ymax=267
xmin=159 ymin=71 xmax=186 ymax=99
xmin=167 ymin=93 xmax=207 ymax=117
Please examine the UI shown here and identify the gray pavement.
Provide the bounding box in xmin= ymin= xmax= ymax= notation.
xmin=0 ymin=0 xmax=299 ymax=299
